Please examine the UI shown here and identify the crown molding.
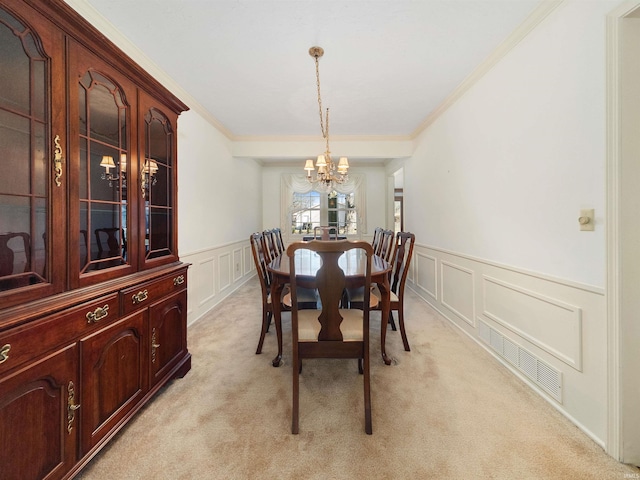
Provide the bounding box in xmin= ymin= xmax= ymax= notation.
xmin=231 ymin=134 xmax=413 ymax=142
xmin=410 ymin=0 xmax=566 ymax=139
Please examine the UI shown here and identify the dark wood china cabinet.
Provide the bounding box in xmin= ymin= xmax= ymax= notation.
xmin=0 ymin=1 xmax=191 ymax=478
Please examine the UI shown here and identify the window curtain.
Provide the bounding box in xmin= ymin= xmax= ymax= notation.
xmin=280 ymin=173 xmax=367 ymax=242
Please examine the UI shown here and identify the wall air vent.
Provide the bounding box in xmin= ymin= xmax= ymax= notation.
xmin=478 ymin=319 xmax=562 ymax=403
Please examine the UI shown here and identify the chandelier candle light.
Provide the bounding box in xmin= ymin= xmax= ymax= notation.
xmin=304 ymin=46 xmax=349 ymax=190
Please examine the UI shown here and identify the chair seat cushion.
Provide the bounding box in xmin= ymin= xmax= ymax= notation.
xmin=298 ymin=309 xmax=364 ymax=342
xmin=275 ymin=286 xmax=317 ymax=308
xmin=372 ymin=284 xmax=399 ymax=303
xmin=347 ymin=286 xmax=380 ymax=308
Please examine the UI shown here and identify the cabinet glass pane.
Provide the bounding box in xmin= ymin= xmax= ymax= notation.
xmin=147 ymin=207 xmax=171 ymax=258
xmin=78 ymin=71 xmax=128 ymax=274
xmin=0 ymin=17 xmax=28 ymax=113
xmin=0 ymin=8 xmax=48 ymax=292
xmin=80 ymin=201 xmax=126 ymax=272
xmin=143 ymin=109 xmax=173 ymax=261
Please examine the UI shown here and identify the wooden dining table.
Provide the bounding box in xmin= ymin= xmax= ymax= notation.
xmin=267 ymin=246 xmax=394 ymax=367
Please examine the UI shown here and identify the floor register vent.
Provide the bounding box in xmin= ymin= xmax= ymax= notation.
xmin=478 ymin=320 xmax=562 ymax=403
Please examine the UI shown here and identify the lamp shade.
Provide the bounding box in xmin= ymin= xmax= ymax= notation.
xmin=304 ymin=159 xmax=315 ymax=171
xmin=144 ymin=160 xmax=159 ymax=175
xmin=120 ymin=154 xmax=127 ymax=172
xmin=316 ymin=155 xmax=327 ymax=167
xmin=100 ymin=156 xmax=116 ymax=171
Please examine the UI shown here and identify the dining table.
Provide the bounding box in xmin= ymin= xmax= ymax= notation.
xmin=267 ymin=245 xmax=394 ymax=367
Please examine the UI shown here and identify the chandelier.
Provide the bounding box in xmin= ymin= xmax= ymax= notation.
xmin=303 ymin=46 xmax=349 ymax=190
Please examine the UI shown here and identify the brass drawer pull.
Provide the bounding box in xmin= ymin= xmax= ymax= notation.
xmin=67 ymin=381 xmax=80 ymax=434
xmin=0 ymin=344 xmax=10 ymax=364
xmin=173 ymin=275 xmax=184 ymax=286
xmin=86 ymin=305 xmax=109 ymax=324
xmin=132 ymin=289 xmax=149 ymax=304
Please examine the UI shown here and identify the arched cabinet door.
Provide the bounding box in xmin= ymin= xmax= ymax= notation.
xmin=138 ymin=91 xmax=180 ymax=270
xmin=0 ymin=1 xmax=66 ymax=309
xmin=67 ymin=40 xmax=138 ymax=288
xmin=0 ymin=344 xmax=78 ymax=480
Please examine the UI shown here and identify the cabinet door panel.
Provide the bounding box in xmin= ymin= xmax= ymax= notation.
xmin=80 ymin=311 xmax=147 ymax=454
xmin=67 ymin=40 xmax=138 ymax=288
xmin=138 ymin=91 xmax=179 ymax=269
xmin=149 ymin=289 xmax=187 ymax=387
xmin=0 ymin=344 xmax=77 ymax=480
xmin=0 ymin=0 xmax=66 ymax=309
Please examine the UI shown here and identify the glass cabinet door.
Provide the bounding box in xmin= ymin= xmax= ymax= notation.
xmin=139 ymin=93 xmax=179 ymax=268
xmin=68 ymin=41 xmax=137 ymax=287
xmin=0 ymin=3 xmax=64 ymax=307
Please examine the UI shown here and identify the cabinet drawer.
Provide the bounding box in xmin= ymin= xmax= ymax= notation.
xmin=0 ymin=293 xmax=119 ymax=376
xmin=121 ymin=271 xmax=187 ymax=315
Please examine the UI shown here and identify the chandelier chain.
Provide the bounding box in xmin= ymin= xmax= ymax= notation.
xmin=314 ymin=55 xmax=329 ymax=150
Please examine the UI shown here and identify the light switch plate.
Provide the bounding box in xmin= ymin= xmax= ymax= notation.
xmin=579 ymin=209 xmax=594 ymax=231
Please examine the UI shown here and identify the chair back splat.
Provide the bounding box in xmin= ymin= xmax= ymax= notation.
xmin=370 ymin=227 xmax=384 ymax=253
xmin=272 ymin=227 xmax=285 ymax=255
xmin=261 ymin=230 xmax=277 ymax=262
xmin=377 ymin=229 xmax=394 ymax=261
xmin=287 ymin=239 xmax=374 ymax=434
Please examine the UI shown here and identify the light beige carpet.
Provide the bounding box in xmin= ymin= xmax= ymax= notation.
xmin=78 ymin=279 xmax=639 ymax=479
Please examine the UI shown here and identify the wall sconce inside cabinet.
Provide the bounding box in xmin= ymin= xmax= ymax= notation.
xmin=141 ymin=159 xmax=158 ymax=198
xmin=100 ymin=154 xmax=127 ymax=187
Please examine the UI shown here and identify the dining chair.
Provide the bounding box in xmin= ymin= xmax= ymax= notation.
xmin=372 ymin=231 xmax=415 ymax=352
xmin=377 ymin=229 xmax=394 ymax=261
xmin=287 ymin=239 xmax=374 ymax=435
xmin=251 ymin=232 xmax=318 ymax=355
xmin=313 ymin=225 xmax=338 ymax=240
xmin=251 ymin=232 xmax=277 ymax=354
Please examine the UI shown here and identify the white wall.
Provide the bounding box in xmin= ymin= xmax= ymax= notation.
xmin=177 ymin=110 xmax=263 ymax=324
xmin=405 ymin=0 xmax=619 ymax=449
xmin=407 ymin=0 xmax=617 ymax=289
xmin=178 ymin=111 xmax=263 ymax=252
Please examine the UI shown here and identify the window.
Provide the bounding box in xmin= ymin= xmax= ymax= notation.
xmin=291 ymin=190 xmax=357 ymax=235
xmin=291 ymin=191 xmax=320 ymax=234
xmin=328 ymin=191 xmax=357 ymax=234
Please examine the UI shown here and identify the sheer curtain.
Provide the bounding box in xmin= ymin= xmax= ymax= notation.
xmin=280 ymin=173 xmax=367 ymax=243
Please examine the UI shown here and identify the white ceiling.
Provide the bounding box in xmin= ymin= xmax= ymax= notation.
xmin=79 ymin=0 xmax=542 ymax=139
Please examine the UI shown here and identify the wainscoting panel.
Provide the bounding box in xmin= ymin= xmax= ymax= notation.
xmin=219 ymin=252 xmax=232 ymax=293
xmin=407 ymin=244 xmax=608 ymax=447
xmin=196 ymin=257 xmax=215 ymax=307
xmin=415 ymin=252 xmax=437 ymax=300
xmin=483 ymin=275 xmax=582 ymax=371
xmin=233 ymin=248 xmax=242 ymax=282
xmin=441 ymin=261 xmax=474 ymax=326
xmin=244 ymin=245 xmax=254 ymax=276
xmin=181 ymin=239 xmax=255 ymax=327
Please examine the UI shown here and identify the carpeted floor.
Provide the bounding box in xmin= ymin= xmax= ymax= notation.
xmin=78 ymin=279 xmax=639 ymax=479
